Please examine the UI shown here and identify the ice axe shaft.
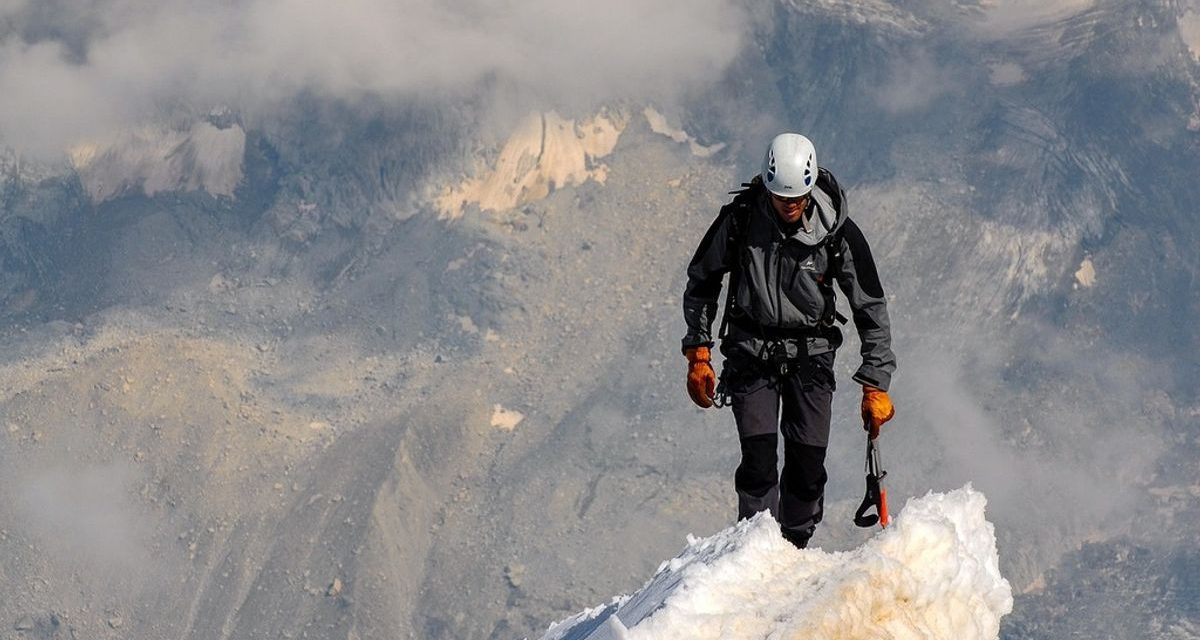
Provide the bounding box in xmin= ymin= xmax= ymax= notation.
xmin=853 ymin=428 xmax=890 ymax=529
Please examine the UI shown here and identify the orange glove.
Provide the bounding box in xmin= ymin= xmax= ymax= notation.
xmin=684 ymin=347 xmax=716 ymax=409
xmin=861 ymin=385 xmax=895 ymax=439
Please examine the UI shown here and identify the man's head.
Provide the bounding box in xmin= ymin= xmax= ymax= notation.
xmin=762 ymin=132 xmax=818 ymax=225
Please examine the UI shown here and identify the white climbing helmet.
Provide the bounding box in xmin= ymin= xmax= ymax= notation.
xmin=762 ymin=133 xmax=817 ymax=198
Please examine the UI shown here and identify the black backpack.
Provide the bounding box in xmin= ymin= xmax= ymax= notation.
xmin=716 ymin=175 xmax=848 ymax=342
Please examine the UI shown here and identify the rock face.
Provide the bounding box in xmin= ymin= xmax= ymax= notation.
xmin=436 ymin=111 xmax=626 ymax=218
xmin=69 ymin=122 xmax=246 ymax=203
xmin=0 ymin=1 xmax=1196 ymax=640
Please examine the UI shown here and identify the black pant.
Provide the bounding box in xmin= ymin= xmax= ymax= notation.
xmin=727 ymin=351 xmax=835 ymax=548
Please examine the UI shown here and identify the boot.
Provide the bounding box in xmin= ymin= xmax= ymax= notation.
xmin=781 ymin=526 xmax=812 ymax=549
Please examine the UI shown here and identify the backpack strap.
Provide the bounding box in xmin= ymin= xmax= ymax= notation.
xmin=817 ymin=226 xmax=849 ymax=327
xmin=716 ymin=177 xmax=761 ymax=341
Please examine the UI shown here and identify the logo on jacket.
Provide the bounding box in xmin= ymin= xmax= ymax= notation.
xmin=799 ymin=256 xmax=817 ymax=271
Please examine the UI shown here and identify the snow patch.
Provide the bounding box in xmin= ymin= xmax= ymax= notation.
xmin=539 ymin=486 xmax=1012 ymax=640
xmin=490 ymin=404 xmax=524 ymax=431
xmin=436 ymin=111 xmax=625 ymax=218
xmin=1180 ymin=10 xmax=1200 ymax=62
xmin=978 ymin=222 xmax=1069 ymax=304
xmin=69 ymin=122 xmax=245 ymax=204
xmin=1074 ymin=257 xmax=1096 ymax=288
xmin=783 ymin=0 xmax=926 ymax=35
xmin=643 ymin=107 xmax=725 ymax=158
xmin=974 ymin=0 xmax=1096 ymax=36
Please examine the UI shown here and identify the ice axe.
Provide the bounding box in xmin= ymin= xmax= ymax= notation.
xmin=853 ymin=424 xmax=890 ymax=529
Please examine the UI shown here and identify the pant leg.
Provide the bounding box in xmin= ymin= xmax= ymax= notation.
xmin=729 ymin=363 xmax=781 ymax=521
xmin=777 ymin=351 xmax=835 ymax=547
xmin=735 ymin=434 xmax=778 ymax=521
xmin=778 ymin=443 xmax=828 ymax=547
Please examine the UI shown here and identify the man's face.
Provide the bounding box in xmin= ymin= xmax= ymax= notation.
xmin=770 ymin=192 xmax=810 ymax=225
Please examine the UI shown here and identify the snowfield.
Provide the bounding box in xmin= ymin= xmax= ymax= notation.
xmin=538 ymin=486 xmax=1012 ymax=640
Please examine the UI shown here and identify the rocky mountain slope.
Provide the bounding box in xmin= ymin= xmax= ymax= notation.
xmin=1 ymin=1 xmax=1198 ymax=638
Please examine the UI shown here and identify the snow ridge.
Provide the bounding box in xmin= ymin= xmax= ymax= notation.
xmin=538 ymin=486 xmax=1012 ymax=640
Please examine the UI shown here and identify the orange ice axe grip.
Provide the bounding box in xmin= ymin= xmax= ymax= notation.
xmin=853 ymin=428 xmax=890 ymax=529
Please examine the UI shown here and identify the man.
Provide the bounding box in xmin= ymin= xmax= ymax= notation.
xmin=680 ymin=133 xmax=897 ymax=549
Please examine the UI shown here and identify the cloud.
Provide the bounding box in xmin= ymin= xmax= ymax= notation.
xmin=0 ymin=0 xmax=746 ymax=157
xmin=9 ymin=462 xmax=153 ymax=572
xmin=882 ymin=324 xmax=1170 ymax=588
xmin=868 ymin=48 xmax=957 ymax=114
xmin=0 ymin=0 xmax=27 ymax=16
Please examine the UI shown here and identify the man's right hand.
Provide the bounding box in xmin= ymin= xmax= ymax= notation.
xmin=861 ymin=385 xmax=895 ymax=439
xmin=684 ymin=346 xmax=716 ymax=408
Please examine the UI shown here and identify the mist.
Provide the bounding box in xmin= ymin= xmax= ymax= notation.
xmin=0 ymin=0 xmax=745 ymax=157
xmin=12 ymin=463 xmax=152 ymax=571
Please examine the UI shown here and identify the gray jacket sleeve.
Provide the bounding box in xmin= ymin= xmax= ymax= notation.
xmin=681 ymin=207 xmax=738 ymax=351
xmin=835 ymin=218 xmax=897 ymax=391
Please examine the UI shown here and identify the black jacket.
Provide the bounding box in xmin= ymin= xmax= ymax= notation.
xmin=681 ymin=169 xmax=896 ymax=390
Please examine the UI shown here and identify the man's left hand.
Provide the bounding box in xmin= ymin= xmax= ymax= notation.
xmin=861 ymin=386 xmax=895 ymax=439
xmin=684 ymin=347 xmax=716 ymax=409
